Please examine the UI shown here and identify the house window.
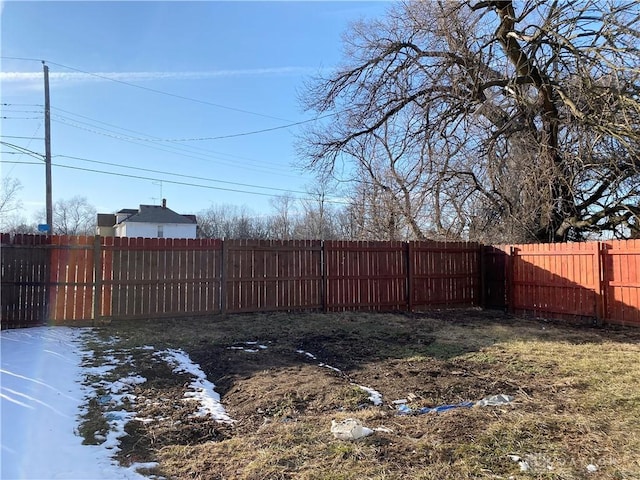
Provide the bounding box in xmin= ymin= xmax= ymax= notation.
xmin=157 ymin=225 xmax=164 ymax=238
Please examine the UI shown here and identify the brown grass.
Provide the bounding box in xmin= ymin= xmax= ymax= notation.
xmin=86 ymin=310 xmax=640 ymax=479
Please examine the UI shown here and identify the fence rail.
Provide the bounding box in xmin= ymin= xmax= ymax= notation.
xmin=1 ymin=234 xmax=639 ymax=328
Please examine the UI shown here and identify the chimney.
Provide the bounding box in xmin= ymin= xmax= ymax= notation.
xmin=162 ymin=198 xmax=166 ymax=209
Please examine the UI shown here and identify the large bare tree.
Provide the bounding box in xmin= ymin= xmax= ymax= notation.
xmin=300 ymin=0 xmax=640 ymax=242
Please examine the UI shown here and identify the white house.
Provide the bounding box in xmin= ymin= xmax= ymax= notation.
xmin=96 ymin=199 xmax=197 ymax=239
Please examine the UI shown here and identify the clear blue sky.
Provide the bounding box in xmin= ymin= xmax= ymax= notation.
xmin=1 ymin=1 xmax=389 ymax=222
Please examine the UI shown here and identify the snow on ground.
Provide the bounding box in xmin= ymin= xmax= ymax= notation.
xmin=0 ymin=326 xmax=230 ymax=480
xmin=156 ymin=348 xmax=234 ymax=422
xmin=295 ymin=349 xmax=383 ymax=406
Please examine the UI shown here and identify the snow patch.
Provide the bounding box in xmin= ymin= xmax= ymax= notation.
xmin=157 ymin=348 xmax=233 ymax=423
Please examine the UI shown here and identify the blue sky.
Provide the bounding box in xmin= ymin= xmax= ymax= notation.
xmin=1 ymin=1 xmax=389 ymax=223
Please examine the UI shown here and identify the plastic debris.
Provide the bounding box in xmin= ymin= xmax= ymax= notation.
xmin=397 ymin=401 xmax=474 ymax=415
xmin=373 ymin=426 xmax=393 ymax=433
xmin=418 ymin=401 xmax=475 ymax=414
xmin=330 ymin=418 xmax=374 ymax=440
xmin=508 ymin=454 xmax=530 ymax=472
xmin=475 ymin=394 xmax=514 ymax=406
xmin=586 ymin=464 xmax=598 ymax=473
xmin=508 ymin=453 xmax=554 ymax=473
xmin=397 ymin=393 xmax=514 ymax=415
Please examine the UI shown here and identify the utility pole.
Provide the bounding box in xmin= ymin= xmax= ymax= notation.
xmin=43 ymin=61 xmax=53 ymax=231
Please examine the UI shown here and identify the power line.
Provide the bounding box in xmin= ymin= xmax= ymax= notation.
xmin=2 ymin=103 xmax=44 ymax=107
xmin=50 ymin=116 xmax=299 ymax=178
xmin=51 ymin=105 xmax=294 ymax=168
xmin=1 ymin=57 xmax=343 ymax=140
xmin=54 ymin=154 xmax=311 ymax=195
xmin=49 ymin=112 xmax=301 ymax=177
xmin=1 ymin=160 xmax=352 ymax=206
xmin=1 ymin=56 xmax=291 ymax=122
xmin=1 ymin=109 xmax=44 ymax=114
xmin=0 ymin=135 xmax=45 ymax=140
xmin=0 ymin=141 xmax=45 ymax=160
xmin=150 ymin=116 xmax=336 ymax=142
xmin=0 ymin=160 xmax=308 ymax=201
xmin=1 ymin=116 xmax=41 ymax=120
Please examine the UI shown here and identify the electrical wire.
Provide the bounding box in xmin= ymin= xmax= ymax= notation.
xmin=51 ymin=105 xmax=294 ymax=167
xmin=2 ymin=56 xmax=291 ymax=121
xmin=0 ymin=135 xmax=45 ymax=140
xmin=1 ymin=116 xmax=41 ymax=120
xmin=0 ymin=141 xmax=45 ymax=160
xmin=1 ymin=159 xmax=351 ymax=205
xmin=54 ymin=154 xmax=311 ymax=195
xmin=49 ymin=110 xmax=302 ymax=177
xmin=2 ymin=103 xmax=44 ymax=107
xmin=50 ymin=116 xmax=300 ymax=178
xmin=1 ymin=57 xmax=342 ymax=140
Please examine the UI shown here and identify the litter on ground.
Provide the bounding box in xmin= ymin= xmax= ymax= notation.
xmin=397 ymin=394 xmax=514 ymax=415
xmin=330 ymin=418 xmax=374 ymax=440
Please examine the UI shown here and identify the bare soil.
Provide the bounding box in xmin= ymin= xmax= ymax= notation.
xmin=88 ymin=309 xmax=640 ymax=480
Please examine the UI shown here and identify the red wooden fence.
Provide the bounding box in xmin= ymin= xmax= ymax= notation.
xmin=223 ymin=239 xmax=322 ymax=313
xmin=497 ymin=239 xmax=640 ymax=327
xmin=603 ymin=240 xmax=640 ymax=326
xmin=2 ymin=234 xmax=639 ymax=328
xmin=1 ymin=235 xmax=480 ymax=327
xmin=324 ymin=241 xmax=408 ymax=311
xmin=410 ymin=242 xmax=481 ymax=310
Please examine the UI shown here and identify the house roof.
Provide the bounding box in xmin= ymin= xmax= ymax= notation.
xmin=120 ymin=205 xmax=197 ymax=225
xmin=116 ymin=208 xmax=138 ymax=214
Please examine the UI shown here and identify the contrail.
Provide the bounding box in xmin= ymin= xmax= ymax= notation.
xmin=0 ymin=67 xmax=319 ymax=83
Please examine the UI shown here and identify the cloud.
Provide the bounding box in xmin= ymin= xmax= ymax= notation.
xmin=0 ymin=67 xmax=321 ymax=84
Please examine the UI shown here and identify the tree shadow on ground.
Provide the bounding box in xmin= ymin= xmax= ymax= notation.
xmin=100 ymin=308 xmax=640 ymax=398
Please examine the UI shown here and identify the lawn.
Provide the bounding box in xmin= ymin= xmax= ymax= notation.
xmin=85 ymin=309 xmax=640 ymax=480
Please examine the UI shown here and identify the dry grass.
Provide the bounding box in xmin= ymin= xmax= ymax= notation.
xmin=86 ymin=310 xmax=640 ymax=479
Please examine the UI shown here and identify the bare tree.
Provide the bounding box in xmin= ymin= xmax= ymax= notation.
xmin=294 ymin=178 xmax=340 ymax=240
xmin=268 ymin=194 xmax=298 ymax=240
xmin=197 ymin=204 xmax=267 ymax=239
xmin=300 ymin=0 xmax=640 ymax=242
xmin=0 ymin=177 xmax=23 ymax=230
xmin=52 ymin=196 xmax=97 ymax=235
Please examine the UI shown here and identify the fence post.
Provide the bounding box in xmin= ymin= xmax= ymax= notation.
xmin=478 ymin=244 xmax=486 ymax=309
xmin=220 ymin=239 xmax=227 ymax=314
xmin=321 ymin=240 xmax=327 ymax=312
xmin=92 ymin=235 xmax=103 ymax=326
xmin=507 ymin=246 xmax=516 ymax=314
xmin=406 ymin=242 xmax=413 ymax=312
xmin=597 ymin=242 xmax=606 ymax=324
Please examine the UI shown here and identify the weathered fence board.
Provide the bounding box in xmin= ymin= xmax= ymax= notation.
xmin=0 ymin=234 xmax=50 ymax=327
xmin=509 ymin=242 xmax=600 ymax=323
xmin=102 ymin=237 xmax=223 ymax=319
xmin=324 ymin=241 xmax=408 ymax=311
xmin=223 ymin=239 xmax=322 ymax=313
xmin=602 ymin=239 xmax=640 ymax=327
xmin=410 ymin=242 xmax=481 ymax=310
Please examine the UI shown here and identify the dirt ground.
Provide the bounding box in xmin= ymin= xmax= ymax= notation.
xmin=87 ymin=309 xmax=640 ymax=480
